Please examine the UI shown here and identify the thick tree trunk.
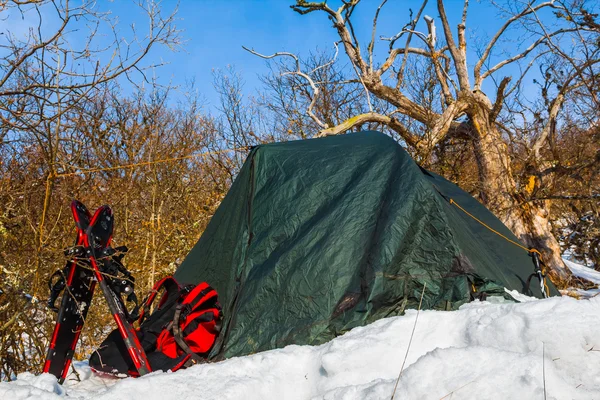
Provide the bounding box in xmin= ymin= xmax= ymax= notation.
xmin=468 ymin=102 xmax=569 ymax=283
xmin=502 ymin=199 xmax=567 ymax=282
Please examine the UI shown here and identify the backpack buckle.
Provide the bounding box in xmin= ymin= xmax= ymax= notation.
xmin=180 ymin=303 xmax=192 ymax=320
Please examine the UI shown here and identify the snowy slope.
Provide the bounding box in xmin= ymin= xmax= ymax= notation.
xmin=2 ymin=295 xmax=600 ymax=400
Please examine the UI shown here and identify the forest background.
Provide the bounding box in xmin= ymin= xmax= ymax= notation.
xmin=0 ymin=0 xmax=598 ymax=380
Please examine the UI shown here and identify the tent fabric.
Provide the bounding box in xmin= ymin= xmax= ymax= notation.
xmin=174 ymin=131 xmax=558 ymax=360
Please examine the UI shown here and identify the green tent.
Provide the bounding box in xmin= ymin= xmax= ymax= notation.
xmin=175 ymin=131 xmax=557 ymax=359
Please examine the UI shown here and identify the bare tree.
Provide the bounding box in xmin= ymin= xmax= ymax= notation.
xmin=246 ymin=0 xmax=600 ymax=281
xmin=0 ymin=0 xmax=180 ymax=293
xmin=0 ymin=0 xmax=180 ymax=379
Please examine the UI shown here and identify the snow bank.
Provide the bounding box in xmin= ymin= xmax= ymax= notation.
xmin=565 ymin=258 xmax=600 ymax=285
xmin=2 ymin=295 xmax=600 ymax=400
xmin=564 ymin=257 xmax=600 ymax=298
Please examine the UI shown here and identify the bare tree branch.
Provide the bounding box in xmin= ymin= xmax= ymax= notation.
xmin=528 ymin=3 xmax=600 ymax=108
xmin=490 ymin=76 xmax=512 ymax=121
xmin=316 ymin=111 xmax=419 ymax=146
xmin=481 ymin=27 xmax=582 ymax=82
xmin=436 ymin=0 xmax=470 ymax=90
xmin=368 ymin=0 xmax=389 ymax=71
xmin=396 ymin=0 xmax=429 ymax=88
xmin=530 ymin=62 xmax=599 ymax=158
xmin=243 ymin=46 xmax=329 ymax=129
xmin=474 ymin=1 xmax=558 ymax=85
xmin=292 ymin=0 xmax=368 ymax=74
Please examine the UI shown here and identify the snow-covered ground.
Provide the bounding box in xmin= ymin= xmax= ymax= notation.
xmin=2 ymin=294 xmax=600 ymax=400
xmin=3 ymin=257 xmax=600 ymax=400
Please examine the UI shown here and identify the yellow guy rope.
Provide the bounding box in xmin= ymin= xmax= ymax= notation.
xmin=448 ymin=198 xmax=550 ymax=297
xmin=33 ymin=147 xmax=249 ymax=297
xmin=449 ymin=198 xmax=531 ymax=252
xmin=56 ymin=147 xmax=250 ymax=179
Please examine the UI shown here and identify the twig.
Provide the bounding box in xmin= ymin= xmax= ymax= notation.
xmin=543 ymin=341 xmax=547 ymax=400
xmin=439 ymin=379 xmax=475 ymax=399
xmin=390 ymin=282 xmax=427 ymax=400
xmin=69 ymin=363 xmax=82 ymax=382
xmin=396 ymin=0 xmax=429 ymax=88
xmin=368 ymin=0 xmax=389 ymax=69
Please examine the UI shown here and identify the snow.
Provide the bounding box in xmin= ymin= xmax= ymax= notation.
xmin=2 ymin=294 xmax=600 ymax=400
xmin=565 ymin=258 xmax=600 ymax=285
xmin=563 ymin=257 xmax=600 ymax=298
xmin=3 ymin=260 xmax=600 ymax=399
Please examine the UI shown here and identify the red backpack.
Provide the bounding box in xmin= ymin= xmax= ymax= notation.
xmin=90 ymin=276 xmax=222 ymax=375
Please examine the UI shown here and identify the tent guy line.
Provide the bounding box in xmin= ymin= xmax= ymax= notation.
xmin=448 ymin=197 xmax=551 ymax=297
xmin=53 ymin=147 xmax=251 ymax=178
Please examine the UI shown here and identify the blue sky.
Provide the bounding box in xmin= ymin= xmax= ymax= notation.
xmin=3 ymin=0 xmax=561 ymax=111
xmin=94 ymin=0 xmax=525 ymax=108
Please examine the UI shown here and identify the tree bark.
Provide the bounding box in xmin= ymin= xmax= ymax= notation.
xmin=468 ymin=98 xmax=569 ymax=281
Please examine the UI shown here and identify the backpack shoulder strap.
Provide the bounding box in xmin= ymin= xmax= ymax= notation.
xmin=171 ymin=282 xmax=220 ymax=362
xmin=172 ymin=307 xmax=205 ymax=364
xmin=138 ymin=276 xmax=181 ymax=324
